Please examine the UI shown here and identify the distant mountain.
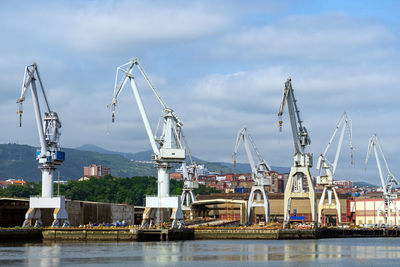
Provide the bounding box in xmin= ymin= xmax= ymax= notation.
xmin=76 ymin=144 xmax=239 ymax=174
xmin=353 ymin=181 xmax=378 ymax=188
xmin=76 ymin=144 xmax=290 ymax=174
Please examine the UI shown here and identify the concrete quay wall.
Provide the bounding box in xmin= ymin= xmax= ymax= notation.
xmin=42 ymin=229 xmax=138 ymax=241
xmin=3 ymin=228 xmax=400 ymax=242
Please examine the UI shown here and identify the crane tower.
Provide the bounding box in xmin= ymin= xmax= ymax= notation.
xmin=277 ymin=78 xmax=315 ymax=228
xmin=109 ymin=58 xmax=185 ymax=229
xmin=17 ymin=63 xmax=69 ymax=227
xmin=233 ymin=127 xmax=271 ymax=225
xmin=317 ymin=112 xmax=354 ymax=226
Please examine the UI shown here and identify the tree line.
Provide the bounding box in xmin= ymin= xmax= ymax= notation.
xmin=0 ymin=175 xmax=220 ymax=205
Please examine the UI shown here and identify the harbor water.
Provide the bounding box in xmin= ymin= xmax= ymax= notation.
xmin=1 ymin=238 xmax=400 ymax=266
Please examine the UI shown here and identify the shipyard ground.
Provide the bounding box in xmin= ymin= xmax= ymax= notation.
xmin=2 ymin=227 xmax=400 ymax=242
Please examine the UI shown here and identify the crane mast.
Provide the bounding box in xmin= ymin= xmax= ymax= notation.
xmin=110 ymin=58 xmax=185 ymax=229
xmin=365 ymin=134 xmax=399 ymax=225
xmin=17 ymin=63 xmax=69 ymax=227
xmin=278 ymin=78 xmax=316 ymax=227
xmin=317 ymin=112 xmax=354 ymax=226
xmin=233 ymin=127 xmax=271 ymax=224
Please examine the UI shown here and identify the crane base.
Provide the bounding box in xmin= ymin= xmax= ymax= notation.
xmin=22 ymin=196 xmax=69 ymax=227
xmin=181 ymin=189 xmax=195 ymax=220
xmin=141 ymin=196 xmax=184 ymax=229
xmin=248 ymin=185 xmax=269 ymax=225
xmin=283 ymin=166 xmax=316 ymax=228
xmin=318 ymin=185 xmax=341 ymax=226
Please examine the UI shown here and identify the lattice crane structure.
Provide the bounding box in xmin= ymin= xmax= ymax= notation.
xmin=110 ymin=58 xmax=186 ymax=229
xmin=17 ymin=63 xmax=69 ymax=227
xmin=365 ymin=134 xmax=399 ymax=226
xmin=317 ymin=112 xmax=354 ymax=226
xmin=277 ymin=78 xmax=315 ymax=228
xmin=233 ymin=127 xmax=271 ymax=225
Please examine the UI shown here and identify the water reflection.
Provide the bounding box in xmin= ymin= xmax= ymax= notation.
xmin=1 ymin=238 xmax=400 ymax=265
xmin=140 ymin=239 xmax=400 ymax=264
xmin=26 ymin=242 xmax=61 ymax=267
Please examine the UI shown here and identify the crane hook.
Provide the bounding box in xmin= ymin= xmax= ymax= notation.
xmin=278 ymin=115 xmax=283 ymax=132
xmin=18 ymin=103 xmax=23 ymax=127
xmin=111 ymin=111 xmax=115 ymax=123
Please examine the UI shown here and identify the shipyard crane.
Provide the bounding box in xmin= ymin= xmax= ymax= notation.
xmin=17 ymin=63 xmax=69 ymax=227
xmin=180 ymin=129 xmax=199 ymax=220
xmin=233 ymin=127 xmax=271 ymax=224
xmin=277 ymin=78 xmax=315 ymax=227
xmin=317 ymin=112 xmax=354 ymax=226
xmin=365 ymin=134 xmax=399 ymax=225
xmin=109 ymin=58 xmax=185 ymax=229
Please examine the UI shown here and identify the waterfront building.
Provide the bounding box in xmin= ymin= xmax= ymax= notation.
xmin=0 ymin=197 xmax=144 ymax=227
xmin=350 ymin=194 xmax=400 ymax=225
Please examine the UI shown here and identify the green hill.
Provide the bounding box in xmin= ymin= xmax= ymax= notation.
xmin=0 ymin=143 xmax=156 ymax=182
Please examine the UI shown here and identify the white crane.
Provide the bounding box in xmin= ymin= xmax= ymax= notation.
xmin=109 ymin=58 xmax=186 ymax=229
xmin=233 ymin=127 xmax=271 ymax=225
xmin=365 ymin=134 xmax=399 ymax=226
xmin=180 ymin=130 xmax=199 ymax=220
xmin=278 ymin=78 xmax=315 ymax=227
xmin=317 ymin=112 xmax=354 ymax=226
xmin=17 ymin=63 xmax=69 ymax=227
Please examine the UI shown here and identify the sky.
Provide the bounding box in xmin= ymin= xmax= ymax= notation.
xmin=1 ymin=0 xmax=399 ymax=183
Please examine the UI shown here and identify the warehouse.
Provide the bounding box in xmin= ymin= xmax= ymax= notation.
xmin=193 ymin=193 xmax=353 ymax=226
xmin=0 ymin=198 xmax=144 ymax=227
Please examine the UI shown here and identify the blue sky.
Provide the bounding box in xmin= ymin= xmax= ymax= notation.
xmin=1 ymin=0 xmax=399 ymax=183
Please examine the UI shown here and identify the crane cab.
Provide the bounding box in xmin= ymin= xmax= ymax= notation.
xmin=159 ymin=148 xmax=185 ymax=162
xmin=36 ymin=149 xmax=65 ymax=165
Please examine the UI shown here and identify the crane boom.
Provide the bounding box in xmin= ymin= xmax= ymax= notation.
xmin=232 ymin=127 xmax=270 ymax=185
xmin=278 ymin=78 xmax=312 ymax=167
xmin=317 ymin=111 xmax=354 ymax=176
xmin=17 ymin=63 xmax=63 ymax=163
xmin=365 ymin=134 xmax=399 ymax=193
xmin=110 ymin=60 xmax=159 ymax=154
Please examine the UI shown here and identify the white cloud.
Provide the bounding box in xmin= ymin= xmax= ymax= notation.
xmin=0 ymin=1 xmax=233 ymax=55
xmin=219 ymin=13 xmax=398 ymax=62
